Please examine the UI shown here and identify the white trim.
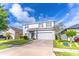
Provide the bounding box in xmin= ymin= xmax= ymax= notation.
xmin=23 ymin=21 xmax=55 ymax=40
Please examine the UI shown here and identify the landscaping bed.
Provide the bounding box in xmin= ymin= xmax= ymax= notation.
xmin=54 ymin=51 xmax=79 ymax=56
xmin=53 ymin=40 xmax=79 ymax=50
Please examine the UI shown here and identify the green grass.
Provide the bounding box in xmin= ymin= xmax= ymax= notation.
xmin=1 ymin=39 xmax=30 ymax=45
xmin=0 ymin=39 xmax=30 ymax=50
xmin=0 ymin=46 xmax=10 ymax=50
xmin=0 ymin=40 xmax=11 ymax=44
xmin=54 ymin=52 xmax=79 ymax=56
xmin=53 ymin=40 xmax=79 ymax=50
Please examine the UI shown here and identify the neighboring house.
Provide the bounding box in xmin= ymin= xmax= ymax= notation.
xmin=11 ymin=27 xmax=22 ymax=39
xmin=60 ymin=24 xmax=79 ymax=40
xmin=23 ymin=21 xmax=55 ymax=40
xmin=0 ymin=27 xmax=22 ymax=39
xmin=5 ymin=28 xmax=15 ymax=39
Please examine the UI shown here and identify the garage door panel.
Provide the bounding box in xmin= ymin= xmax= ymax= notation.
xmin=37 ymin=31 xmax=55 ymax=40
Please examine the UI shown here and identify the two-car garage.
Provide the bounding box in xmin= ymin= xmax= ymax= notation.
xmin=37 ymin=31 xmax=55 ymax=40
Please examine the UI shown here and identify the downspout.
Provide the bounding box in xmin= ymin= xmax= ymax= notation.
xmin=53 ymin=21 xmax=56 ymax=40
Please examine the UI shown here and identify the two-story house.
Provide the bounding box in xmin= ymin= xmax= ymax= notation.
xmin=23 ymin=21 xmax=55 ymax=40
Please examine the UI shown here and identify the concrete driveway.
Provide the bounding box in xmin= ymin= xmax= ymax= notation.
xmin=0 ymin=40 xmax=55 ymax=56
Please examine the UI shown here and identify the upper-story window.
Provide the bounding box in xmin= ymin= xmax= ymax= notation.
xmin=39 ymin=23 xmax=43 ymax=28
xmin=46 ymin=22 xmax=51 ymax=28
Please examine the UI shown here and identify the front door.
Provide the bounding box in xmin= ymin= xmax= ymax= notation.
xmin=30 ymin=31 xmax=35 ymax=39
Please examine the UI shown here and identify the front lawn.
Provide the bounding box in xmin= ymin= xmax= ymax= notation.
xmin=54 ymin=52 xmax=79 ymax=56
xmin=2 ymin=39 xmax=30 ymax=45
xmin=0 ymin=46 xmax=10 ymax=50
xmin=53 ymin=40 xmax=79 ymax=50
xmin=0 ymin=39 xmax=30 ymax=50
xmin=0 ymin=40 xmax=11 ymax=44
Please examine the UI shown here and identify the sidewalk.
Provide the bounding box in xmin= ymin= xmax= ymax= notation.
xmin=53 ymin=48 xmax=79 ymax=53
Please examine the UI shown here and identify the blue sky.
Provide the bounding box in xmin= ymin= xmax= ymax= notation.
xmin=1 ymin=3 xmax=79 ymax=28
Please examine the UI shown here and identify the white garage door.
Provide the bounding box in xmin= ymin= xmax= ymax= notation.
xmin=37 ymin=31 xmax=55 ymax=40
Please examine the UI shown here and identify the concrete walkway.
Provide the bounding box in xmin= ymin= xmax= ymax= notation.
xmin=53 ymin=48 xmax=79 ymax=53
xmin=0 ymin=40 xmax=55 ymax=56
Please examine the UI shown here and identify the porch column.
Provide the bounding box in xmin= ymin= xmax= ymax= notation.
xmin=36 ymin=30 xmax=38 ymax=40
xmin=28 ymin=32 xmax=32 ymax=40
xmin=34 ymin=31 xmax=38 ymax=39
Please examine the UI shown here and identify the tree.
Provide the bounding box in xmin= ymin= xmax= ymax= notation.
xmin=4 ymin=32 xmax=12 ymax=39
xmin=0 ymin=6 xmax=8 ymax=31
xmin=65 ymin=29 xmax=76 ymax=47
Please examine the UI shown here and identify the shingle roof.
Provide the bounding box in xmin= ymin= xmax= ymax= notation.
xmin=10 ymin=27 xmax=22 ymax=34
xmin=69 ymin=24 xmax=79 ymax=29
xmin=60 ymin=24 xmax=79 ymax=34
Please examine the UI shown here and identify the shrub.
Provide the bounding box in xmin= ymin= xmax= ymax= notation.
xmin=32 ymin=37 xmax=36 ymax=40
xmin=20 ymin=36 xmax=29 ymax=40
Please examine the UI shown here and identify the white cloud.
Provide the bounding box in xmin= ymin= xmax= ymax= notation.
xmin=56 ymin=13 xmax=70 ymax=25
xmin=0 ymin=3 xmax=12 ymax=9
xmin=64 ymin=5 xmax=79 ymax=28
xmin=9 ymin=4 xmax=36 ymax=25
xmin=68 ymin=3 xmax=74 ymax=8
xmin=65 ymin=19 xmax=79 ymax=28
xmin=24 ymin=7 xmax=35 ymax=12
xmin=56 ymin=4 xmax=79 ymax=28
xmin=65 ymin=14 xmax=79 ymax=26
xmin=10 ymin=22 xmax=22 ymax=29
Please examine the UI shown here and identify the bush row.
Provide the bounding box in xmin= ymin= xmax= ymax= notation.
xmin=20 ymin=36 xmax=29 ymax=40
